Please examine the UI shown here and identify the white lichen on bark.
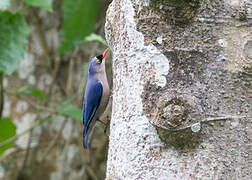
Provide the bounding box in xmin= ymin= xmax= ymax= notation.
xmin=105 ymin=0 xmax=171 ymax=179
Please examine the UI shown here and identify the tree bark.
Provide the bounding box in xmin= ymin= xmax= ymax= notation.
xmin=105 ymin=0 xmax=251 ymax=179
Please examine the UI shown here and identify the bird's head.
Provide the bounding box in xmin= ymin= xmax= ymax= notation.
xmin=89 ymin=48 xmax=109 ymax=74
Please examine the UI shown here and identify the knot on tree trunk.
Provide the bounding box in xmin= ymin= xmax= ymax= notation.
xmin=142 ymin=83 xmax=203 ymax=150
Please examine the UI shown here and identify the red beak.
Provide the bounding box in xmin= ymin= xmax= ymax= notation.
xmin=102 ymin=48 xmax=109 ymax=59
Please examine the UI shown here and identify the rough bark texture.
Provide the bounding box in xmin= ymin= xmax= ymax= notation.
xmin=0 ymin=1 xmax=111 ymax=179
xmin=105 ymin=0 xmax=251 ymax=179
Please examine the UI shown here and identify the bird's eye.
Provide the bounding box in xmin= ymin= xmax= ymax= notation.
xmin=96 ymin=59 xmax=101 ymax=64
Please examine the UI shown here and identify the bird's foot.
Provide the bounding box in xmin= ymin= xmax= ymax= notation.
xmin=97 ymin=119 xmax=106 ymax=125
xmin=97 ymin=117 xmax=110 ymax=134
xmin=104 ymin=116 xmax=110 ymax=134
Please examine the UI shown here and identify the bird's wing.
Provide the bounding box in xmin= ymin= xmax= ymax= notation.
xmin=82 ymin=80 xmax=103 ymax=148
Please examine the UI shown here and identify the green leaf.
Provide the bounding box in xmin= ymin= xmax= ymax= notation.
xmin=0 ymin=118 xmax=16 ymax=156
xmin=23 ymin=0 xmax=53 ymax=12
xmin=84 ymin=33 xmax=108 ymax=46
xmin=10 ymin=86 xmax=47 ymax=99
xmin=0 ymin=11 xmax=29 ymax=75
xmin=59 ymin=0 xmax=98 ymax=53
xmin=0 ymin=0 xmax=10 ymax=10
xmin=56 ymin=101 xmax=82 ymax=121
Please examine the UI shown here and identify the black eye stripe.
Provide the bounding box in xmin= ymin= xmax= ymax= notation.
xmin=96 ymin=55 xmax=103 ymax=60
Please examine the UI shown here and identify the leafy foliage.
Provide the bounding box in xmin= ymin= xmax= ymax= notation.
xmin=0 ymin=11 xmax=29 ymax=75
xmin=59 ymin=0 xmax=98 ymax=53
xmin=56 ymin=101 xmax=82 ymax=121
xmin=23 ymin=0 xmax=53 ymax=12
xmin=0 ymin=118 xmax=16 ymax=156
xmin=10 ymin=86 xmax=47 ymax=99
xmin=0 ymin=0 xmax=105 ymax=165
xmin=84 ymin=33 xmax=108 ymax=46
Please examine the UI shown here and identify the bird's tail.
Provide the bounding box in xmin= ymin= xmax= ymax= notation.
xmin=84 ymin=133 xmax=89 ymax=149
xmin=83 ymin=119 xmax=96 ymax=149
xmin=83 ymin=128 xmax=89 ymax=149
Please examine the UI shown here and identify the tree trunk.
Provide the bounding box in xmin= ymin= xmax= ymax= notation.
xmin=105 ymin=0 xmax=251 ymax=179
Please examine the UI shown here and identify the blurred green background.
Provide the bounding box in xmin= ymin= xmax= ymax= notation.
xmin=0 ymin=0 xmax=112 ymax=179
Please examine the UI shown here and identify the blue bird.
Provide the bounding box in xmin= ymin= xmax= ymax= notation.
xmin=83 ymin=48 xmax=110 ymax=149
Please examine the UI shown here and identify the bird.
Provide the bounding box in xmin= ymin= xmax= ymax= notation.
xmin=82 ymin=48 xmax=110 ymax=149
